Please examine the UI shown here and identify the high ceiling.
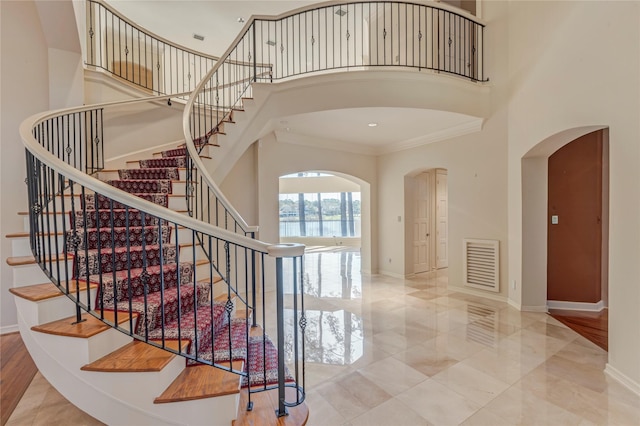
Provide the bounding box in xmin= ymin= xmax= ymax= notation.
xmin=106 ymin=1 xmax=482 ymax=151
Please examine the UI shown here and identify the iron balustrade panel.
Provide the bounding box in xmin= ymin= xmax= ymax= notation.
xmin=183 ymin=155 xmax=255 ymax=238
xmin=248 ymin=1 xmax=485 ymax=83
xmin=86 ymin=0 xmax=219 ymax=96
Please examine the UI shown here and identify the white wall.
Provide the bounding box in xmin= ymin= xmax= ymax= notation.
xmin=506 ymin=0 xmax=640 ymax=389
xmin=1 ymin=0 xmax=51 ymax=332
xmin=48 ymin=48 xmax=84 ymax=109
xmin=220 ymin=142 xmax=259 ymax=227
xmin=35 ymin=0 xmax=84 ymax=109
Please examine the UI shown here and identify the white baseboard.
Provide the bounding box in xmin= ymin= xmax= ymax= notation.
xmin=1 ymin=324 xmax=19 ymax=335
xmin=507 ymin=298 xmax=522 ymax=311
xmin=547 ymin=300 xmax=606 ymax=312
xmin=448 ymin=285 xmax=507 ymax=303
xmin=605 ymin=364 xmax=640 ymax=397
xmin=378 ymin=269 xmax=406 ymax=279
xmin=521 ymin=305 xmax=548 ymax=313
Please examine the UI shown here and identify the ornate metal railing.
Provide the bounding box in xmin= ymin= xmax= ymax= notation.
xmin=187 ymin=0 xmax=486 ymax=135
xmin=86 ymin=0 xmax=218 ymax=95
xmin=252 ymin=1 xmax=486 ymax=81
xmin=20 ymin=99 xmax=307 ymax=418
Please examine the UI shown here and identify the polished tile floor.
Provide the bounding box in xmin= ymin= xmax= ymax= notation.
xmin=8 ymin=247 xmax=640 ymax=425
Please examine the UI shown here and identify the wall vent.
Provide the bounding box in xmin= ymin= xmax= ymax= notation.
xmin=463 ymin=239 xmax=499 ymax=292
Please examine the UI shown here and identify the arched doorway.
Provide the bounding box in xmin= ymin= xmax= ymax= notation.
xmin=277 ymin=171 xmax=372 ymax=273
xmin=521 ymin=126 xmax=609 ymax=349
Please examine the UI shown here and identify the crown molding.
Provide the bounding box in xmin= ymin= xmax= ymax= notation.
xmin=275 ymin=118 xmax=484 ymax=157
xmin=274 ymin=130 xmax=379 ymax=156
xmin=378 ymin=118 xmax=484 ymax=155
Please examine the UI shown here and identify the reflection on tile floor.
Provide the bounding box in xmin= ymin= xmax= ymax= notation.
xmin=8 ymin=247 xmax=640 ymax=425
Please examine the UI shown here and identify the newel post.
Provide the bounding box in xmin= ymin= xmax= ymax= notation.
xmin=268 ymin=243 xmax=305 ymax=418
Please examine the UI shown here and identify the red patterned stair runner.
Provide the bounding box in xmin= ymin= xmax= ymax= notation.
xmin=67 ymin=144 xmax=290 ymax=388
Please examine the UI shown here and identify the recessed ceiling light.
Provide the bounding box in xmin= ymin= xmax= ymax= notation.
xmin=368 ymin=122 xmax=378 ymax=127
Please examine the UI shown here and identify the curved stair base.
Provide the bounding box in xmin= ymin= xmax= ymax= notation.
xmin=15 ymin=300 xmax=240 ymax=426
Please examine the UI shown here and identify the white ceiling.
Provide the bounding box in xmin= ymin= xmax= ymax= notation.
xmin=273 ymin=108 xmax=481 ymax=153
xmin=105 ymin=1 xmax=482 ymax=153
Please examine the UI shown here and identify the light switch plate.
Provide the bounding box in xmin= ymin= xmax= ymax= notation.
xmin=551 ymin=215 xmax=559 ymax=225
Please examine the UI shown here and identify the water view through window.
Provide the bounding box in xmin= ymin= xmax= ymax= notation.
xmin=279 ymin=173 xmax=361 ymax=238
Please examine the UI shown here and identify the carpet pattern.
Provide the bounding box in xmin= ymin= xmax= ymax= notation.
xmin=67 ymin=143 xmax=290 ymax=388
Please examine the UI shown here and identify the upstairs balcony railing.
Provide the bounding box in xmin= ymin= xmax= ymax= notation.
xmin=85 ymin=0 xmax=270 ymax=97
xmin=185 ymin=0 xmax=486 ymax=166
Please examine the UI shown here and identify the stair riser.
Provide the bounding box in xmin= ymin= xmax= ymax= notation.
xmin=12 ymin=263 xmax=72 ymax=287
xmin=99 ymin=169 xmax=188 ymax=181
xmin=44 ymin=195 xmax=187 ymax=211
xmin=80 ymin=359 xmax=187 ymax=414
xmin=14 ymin=288 xmax=98 ymax=326
xmin=23 ymin=214 xmax=71 ymax=233
xmin=168 ymin=196 xmax=187 ymax=210
xmin=11 ymin=235 xmax=64 ymax=257
xmin=168 ymin=182 xmax=188 ymax=197
xmin=30 ymin=322 xmax=134 ymax=366
xmin=117 ymin=282 xmax=211 ymax=335
xmin=71 ymin=226 xmax=171 ymax=251
xmin=152 ymin=144 xmax=213 ymax=158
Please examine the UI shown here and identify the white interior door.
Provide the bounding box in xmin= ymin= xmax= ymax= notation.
xmin=436 ymin=170 xmax=448 ymax=269
xmin=413 ymin=173 xmax=431 ymax=273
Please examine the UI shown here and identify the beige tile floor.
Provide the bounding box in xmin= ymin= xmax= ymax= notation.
xmin=8 ymin=247 xmax=640 ymax=425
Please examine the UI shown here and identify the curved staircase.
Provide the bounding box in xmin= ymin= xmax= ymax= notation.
xmin=7 ymin=141 xmax=308 ymax=425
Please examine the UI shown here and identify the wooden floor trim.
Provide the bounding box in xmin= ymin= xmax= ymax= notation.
xmin=548 ymin=308 xmax=608 ymax=351
xmin=0 ymin=332 xmax=38 ymax=426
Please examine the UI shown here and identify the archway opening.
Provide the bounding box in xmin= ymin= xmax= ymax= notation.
xmin=279 ymin=171 xmax=362 ymax=250
xmin=521 ymin=126 xmax=609 ymax=350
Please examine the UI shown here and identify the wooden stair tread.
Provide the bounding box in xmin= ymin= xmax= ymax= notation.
xmin=18 ymin=210 xmax=66 ymax=216
xmin=6 ymin=254 xmax=69 ymax=267
xmin=154 ymin=362 xmax=243 ymax=403
xmin=9 ymin=281 xmax=96 ymax=302
xmin=233 ymin=388 xmax=309 ymax=426
xmin=31 ymin=312 xmax=137 ymax=338
xmin=6 ymin=231 xmax=61 ymax=238
xmin=81 ymin=340 xmax=180 ymax=372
